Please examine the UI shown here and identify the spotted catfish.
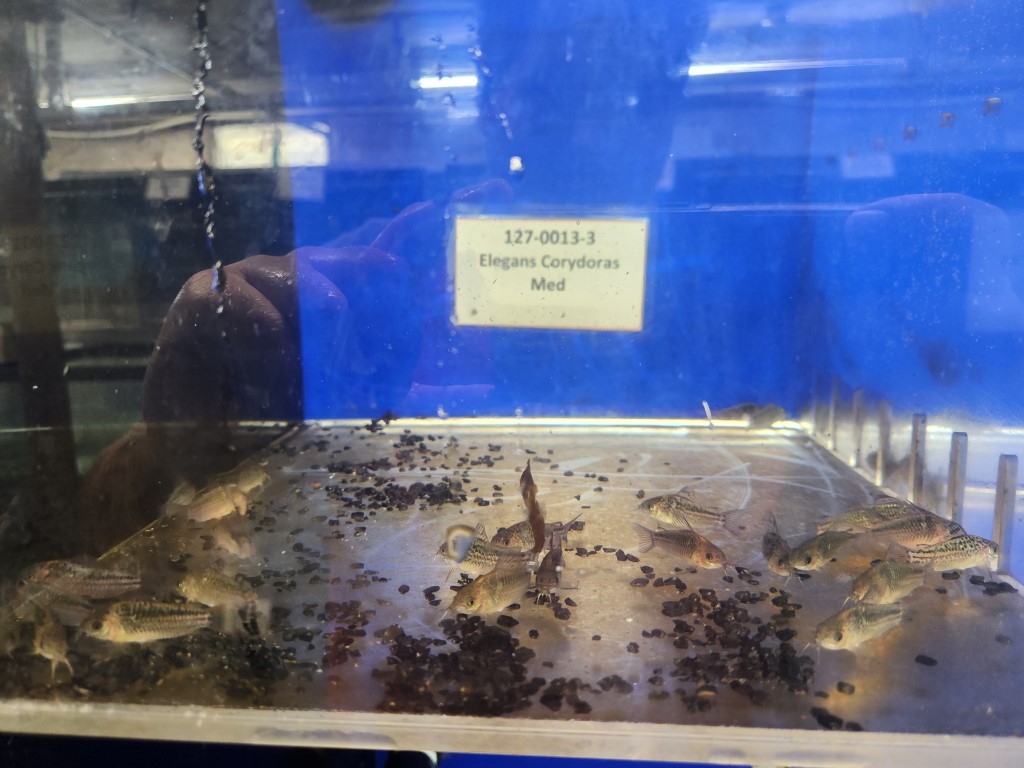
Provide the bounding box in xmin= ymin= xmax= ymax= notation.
xmin=640 ymin=494 xmax=746 ymax=536
xmin=633 ymin=524 xmax=728 ymax=569
xmin=439 ymin=523 xmax=531 ymax=575
xmin=761 ymin=513 xmax=793 ymax=576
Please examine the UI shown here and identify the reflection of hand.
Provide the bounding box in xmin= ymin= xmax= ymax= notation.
xmin=79 ymin=179 xmax=513 ymax=553
xmin=836 ymin=193 xmax=1020 ymax=410
xmin=142 ymin=245 xmax=416 ymax=482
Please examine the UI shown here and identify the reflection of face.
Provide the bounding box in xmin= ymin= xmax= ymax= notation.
xmin=477 ymin=2 xmax=705 ymax=204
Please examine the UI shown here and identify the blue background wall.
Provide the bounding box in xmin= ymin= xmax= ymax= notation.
xmin=275 ymin=0 xmax=1024 ymax=423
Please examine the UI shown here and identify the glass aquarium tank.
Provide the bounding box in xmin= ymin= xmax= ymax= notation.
xmin=1 ymin=1 xmax=1023 ymax=765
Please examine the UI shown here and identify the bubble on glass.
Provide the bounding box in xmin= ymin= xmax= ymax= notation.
xmin=497 ymin=112 xmax=513 ymax=140
xmin=983 ymin=97 xmax=1002 ymax=116
xmin=437 ymin=405 xmax=449 ymax=418
xmin=514 ymin=407 xmax=524 ymax=418
xmin=508 ymin=155 xmax=525 ymax=175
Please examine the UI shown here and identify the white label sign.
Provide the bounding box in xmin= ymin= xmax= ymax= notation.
xmin=453 ymin=217 xmax=647 ymax=331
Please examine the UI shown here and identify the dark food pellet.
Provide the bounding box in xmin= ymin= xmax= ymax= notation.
xmin=915 ymin=654 xmax=938 ymax=667
xmin=636 ymin=490 xmax=645 ymax=499
xmin=969 ymin=575 xmax=985 ymax=585
xmin=996 ymin=634 xmax=1013 ymax=645
xmin=845 ymin=722 xmax=864 ymax=731
xmin=984 ymin=581 xmax=1018 ymax=596
xmin=398 ymin=585 xmax=410 ymax=594
xmin=941 ymin=570 xmax=961 ymax=580
xmin=564 ymin=597 xmax=577 ymax=607
xmin=592 ymin=635 xmax=601 ymax=641
xmin=626 ymin=642 xmax=640 ymax=654
xmin=529 ymin=629 xmax=540 ymax=639
xmin=836 ymin=681 xmax=855 ymax=695
xmin=496 ymin=615 xmax=519 ymax=628
xmin=811 ymin=706 xmax=843 ymax=730
xmin=630 ymin=578 xmax=649 ymax=587
xmin=640 ymin=565 xmax=655 ymax=575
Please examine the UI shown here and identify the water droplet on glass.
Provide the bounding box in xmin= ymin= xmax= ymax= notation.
xmin=983 ymin=97 xmax=1001 ymax=116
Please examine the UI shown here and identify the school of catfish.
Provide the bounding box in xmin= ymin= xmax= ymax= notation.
xmin=0 ymin=444 xmax=1004 ymax=687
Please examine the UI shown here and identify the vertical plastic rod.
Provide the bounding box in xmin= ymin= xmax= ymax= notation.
xmin=851 ymin=389 xmax=865 ymax=468
xmin=946 ymin=432 xmax=968 ymax=524
xmin=827 ymin=377 xmax=839 ymax=451
xmin=994 ymin=454 xmax=1017 ymax=575
xmin=876 ymin=401 xmax=891 ymax=487
xmin=909 ymin=413 xmax=927 ymax=505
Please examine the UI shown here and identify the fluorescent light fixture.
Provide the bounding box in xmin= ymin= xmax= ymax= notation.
xmin=414 ymin=74 xmax=479 ymax=90
xmin=688 ymin=57 xmax=905 ymax=77
xmin=69 ymin=93 xmax=190 ymax=110
xmin=71 ymin=95 xmax=140 ymax=109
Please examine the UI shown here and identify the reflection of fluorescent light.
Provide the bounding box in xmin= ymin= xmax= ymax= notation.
xmin=688 ymin=58 xmax=905 ymax=77
xmin=70 ymin=94 xmax=190 ymax=109
xmin=72 ymin=95 xmax=140 ymax=109
xmin=414 ymin=74 xmax=479 ymax=90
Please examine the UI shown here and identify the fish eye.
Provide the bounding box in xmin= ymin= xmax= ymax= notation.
xmin=90 ymin=620 xmax=104 ymax=631
xmin=802 ymin=556 xmax=813 ymax=565
xmin=833 ymin=631 xmax=843 ymax=642
xmin=705 ymin=552 xmax=714 ymax=560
